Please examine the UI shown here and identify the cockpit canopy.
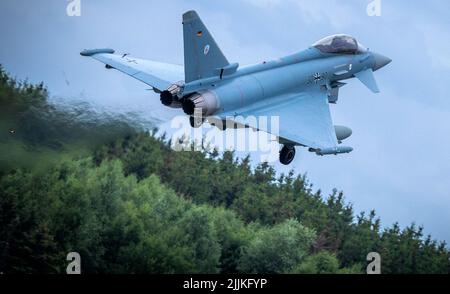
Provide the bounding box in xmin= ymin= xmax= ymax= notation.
xmin=313 ymin=34 xmax=367 ymax=54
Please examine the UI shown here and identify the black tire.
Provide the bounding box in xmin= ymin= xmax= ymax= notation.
xmin=189 ymin=116 xmax=203 ymax=128
xmin=279 ymin=145 xmax=296 ymax=165
xmin=212 ymin=120 xmax=227 ymax=131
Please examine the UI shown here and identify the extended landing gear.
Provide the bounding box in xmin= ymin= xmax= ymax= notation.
xmin=210 ymin=120 xmax=227 ymax=131
xmin=189 ymin=116 xmax=204 ymax=128
xmin=279 ymin=145 xmax=296 ymax=165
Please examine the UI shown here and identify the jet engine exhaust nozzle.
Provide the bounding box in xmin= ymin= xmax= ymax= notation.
xmin=182 ymin=91 xmax=219 ymax=116
xmin=160 ymin=90 xmax=174 ymax=106
xmin=160 ymin=83 xmax=183 ymax=108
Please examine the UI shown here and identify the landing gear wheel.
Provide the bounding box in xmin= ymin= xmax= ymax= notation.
xmin=211 ymin=120 xmax=227 ymax=131
xmin=279 ymin=145 xmax=296 ymax=165
xmin=190 ymin=116 xmax=204 ymax=128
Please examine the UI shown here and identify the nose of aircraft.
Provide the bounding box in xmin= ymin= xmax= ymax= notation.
xmin=372 ymin=52 xmax=392 ymax=70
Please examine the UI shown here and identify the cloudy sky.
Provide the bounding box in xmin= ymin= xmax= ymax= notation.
xmin=1 ymin=0 xmax=449 ymax=243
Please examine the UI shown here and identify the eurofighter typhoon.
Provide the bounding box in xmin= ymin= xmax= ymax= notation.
xmin=81 ymin=10 xmax=391 ymax=165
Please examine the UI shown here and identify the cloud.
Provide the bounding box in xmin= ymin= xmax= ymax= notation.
xmin=417 ymin=22 xmax=450 ymax=69
xmin=245 ymin=0 xmax=283 ymax=9
xmin=245 ymin=0 xmax=367 ymax=29
xmin=1 ymin=0 xmax=450 ymax=243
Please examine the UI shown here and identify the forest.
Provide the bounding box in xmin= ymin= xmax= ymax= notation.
xmin=1 ymin=65 xmax=449 ymax=274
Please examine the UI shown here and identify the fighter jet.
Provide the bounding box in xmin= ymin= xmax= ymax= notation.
xmin=81 ymin=10 xmax=391 ymax=165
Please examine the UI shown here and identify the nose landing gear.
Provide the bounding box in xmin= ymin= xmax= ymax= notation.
xmin=279 ymin=145 xmax=296 ymax=165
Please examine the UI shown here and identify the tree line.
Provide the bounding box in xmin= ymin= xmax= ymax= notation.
xmin=0 ymin=66 xmax=449 ymax=274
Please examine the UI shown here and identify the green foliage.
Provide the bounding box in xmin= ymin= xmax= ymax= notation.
xmin=1 ymin=66 xmax=449 ymax=274
xmin=0 ymin=159 xmax=222 ymax=273
xmin=293 ymin=252 xmax=339 ymax=274
xmin=0 ymin=65 xmax=139 ymax=172
xmin=238 ymin=219 xmax=316 ymax=273
xmin=209 ymin=208 xmax=250 ymax=273
xmin=292 ymin=251 xmax=362 ymax=274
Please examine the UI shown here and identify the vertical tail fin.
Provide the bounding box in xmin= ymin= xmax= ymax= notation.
xmin=183 ymin=10 xmax=229 ymax=82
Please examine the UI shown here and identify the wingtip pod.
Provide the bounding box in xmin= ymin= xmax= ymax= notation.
xmin=80 ymin=48 xmax=115 ymax=57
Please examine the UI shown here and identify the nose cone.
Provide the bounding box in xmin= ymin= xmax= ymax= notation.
xmin=372 ymin=52 xmax=392 ymax=70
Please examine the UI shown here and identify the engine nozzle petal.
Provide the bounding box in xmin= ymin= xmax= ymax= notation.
xmin=182 ymin=91 xmax=219 ymax=116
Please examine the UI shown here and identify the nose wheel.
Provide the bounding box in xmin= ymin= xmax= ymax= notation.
xmin=279 ymin=145 xmax=296 ymax=165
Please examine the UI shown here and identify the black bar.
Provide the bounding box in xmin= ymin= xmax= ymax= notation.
xmin=1 ymin=274 xmax=448 ymax=292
